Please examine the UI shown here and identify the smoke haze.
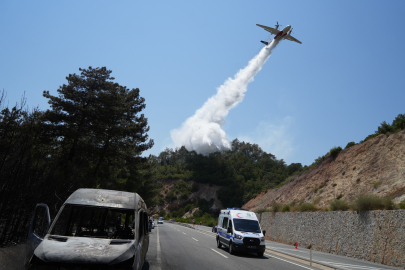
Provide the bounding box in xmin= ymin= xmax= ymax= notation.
xmin=171 ymin=39 xmax=280 ymax=154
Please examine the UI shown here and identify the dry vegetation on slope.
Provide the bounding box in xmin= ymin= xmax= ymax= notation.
xmin=243 ymin=131 xmax=405 ymax=211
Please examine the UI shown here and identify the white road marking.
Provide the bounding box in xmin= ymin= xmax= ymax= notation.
xmin=319 ymin=261 xmax=387 ymax=270
xmin=183 ymin=232 xmax=186 ymax=235
xmin=270 ymin=247 xmax=308 ymax=254
xmin=265 ymin=253 xmax=314 ymax=270
xmin=192 ymin=237 xmax=199 ymax=241
xmin=211 ymin=248 xmax=228 ymax=258
xmin=156 ymin=225 xmax=162 ymax=270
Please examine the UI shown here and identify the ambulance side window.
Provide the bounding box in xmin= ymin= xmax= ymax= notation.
xmin=222 ymin=217 xmax=228 ymax=229
xmin=228 ymin=219 xmax=233 ymax=230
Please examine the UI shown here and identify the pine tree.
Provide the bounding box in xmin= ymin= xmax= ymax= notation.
xmin=42 ymin=66 xmax=154 ymax=192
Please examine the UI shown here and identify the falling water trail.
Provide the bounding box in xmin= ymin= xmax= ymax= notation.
xmin=171 ymin=39 xmax=280 ymax=154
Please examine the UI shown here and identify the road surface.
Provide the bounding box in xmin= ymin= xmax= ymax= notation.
xmin=144 ymin=222 xmax=328 ymax=270
xmin=194 ymin=224 xmax=402 ymax=270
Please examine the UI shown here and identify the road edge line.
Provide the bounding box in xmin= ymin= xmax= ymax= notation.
xmin=266 ymin=249 xmax=337 ymax=270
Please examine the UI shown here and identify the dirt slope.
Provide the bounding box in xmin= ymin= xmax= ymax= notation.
xmin=243 ymin=130 xmax=405 ymax=211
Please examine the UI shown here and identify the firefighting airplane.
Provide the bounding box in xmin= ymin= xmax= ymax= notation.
xmin=257 ymin=23 xmax=302 ymax=45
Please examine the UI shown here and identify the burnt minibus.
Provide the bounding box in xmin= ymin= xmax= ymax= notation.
xmin=24 ymin=189 xmax=149 ymax=270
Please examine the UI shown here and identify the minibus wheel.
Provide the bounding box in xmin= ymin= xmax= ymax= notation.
xmin=229 ymin=241 xmax=234 ymax=255
xmin=217 ymin=238 xmax=222 ymax=248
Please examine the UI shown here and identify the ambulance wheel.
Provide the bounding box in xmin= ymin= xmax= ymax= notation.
xmin=257 ymin=252 xmax=264 ymax=257
xmin=229 ymin=241 xmax=234 ymax=255
xmin=217 ymin=238 xmax=222 ymax=248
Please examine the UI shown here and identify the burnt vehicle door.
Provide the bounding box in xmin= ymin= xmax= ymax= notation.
xmin=24 ymin=204 xmax=50 ymax=269
xmin=135 ymin=207 xmax=149 ymax=269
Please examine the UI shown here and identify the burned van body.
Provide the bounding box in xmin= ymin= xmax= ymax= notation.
xmin=24 ymin=189 xmax=149 ymax=270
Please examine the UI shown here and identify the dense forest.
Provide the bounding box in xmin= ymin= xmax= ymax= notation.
xmin=149 ymin=140 xmax=303 ymax=208
xmin=0 ymin=67 xmax=155 ymax=245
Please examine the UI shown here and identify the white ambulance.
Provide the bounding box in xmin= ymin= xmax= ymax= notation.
xmin=216 ymin=208 xmax=266 ymax=257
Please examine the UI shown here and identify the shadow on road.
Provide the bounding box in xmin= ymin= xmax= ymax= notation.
xmin=217 ymin=247 xmax=269 ymax=260
xmin=142 ymin=259 xmax=150 ymax=270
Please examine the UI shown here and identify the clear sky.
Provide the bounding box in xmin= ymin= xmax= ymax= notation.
xmin=1 ymin=1 xmax=405 ymax=166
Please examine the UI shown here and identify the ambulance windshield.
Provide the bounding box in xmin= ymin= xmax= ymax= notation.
xmin=233 ymin=219 xmax=261 ymax=233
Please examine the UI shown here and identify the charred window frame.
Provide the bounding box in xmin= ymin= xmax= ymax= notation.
xmin=143 ymin=212 xmax=148 ymax=235
xmin=138 ymin=210 xmax=143 ymax=241
xmin=50 ymin=204 xmax=135 ymax=239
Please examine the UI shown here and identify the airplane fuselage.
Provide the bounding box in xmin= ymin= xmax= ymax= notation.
xmin=274 ymin=25 xmax=291 ymax=40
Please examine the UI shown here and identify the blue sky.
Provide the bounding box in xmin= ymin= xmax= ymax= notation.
xmin=1 ymin=1 xmax=405 ymax=166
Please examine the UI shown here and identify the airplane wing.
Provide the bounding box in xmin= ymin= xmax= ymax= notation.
xmin=256 ymin=24 xmax=279 ymax=35
xmin=284 ymin=34 xmax=302 ymax=44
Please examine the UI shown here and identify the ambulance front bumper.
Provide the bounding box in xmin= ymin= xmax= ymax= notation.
xmin=232 ymin=243 xmax=265 ymax=253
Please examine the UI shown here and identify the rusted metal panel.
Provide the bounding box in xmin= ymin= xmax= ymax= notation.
xmin=65 ymin=188 xmax=137 ymax=209
xmin=34 ymin=237 xmax=136 ymax=264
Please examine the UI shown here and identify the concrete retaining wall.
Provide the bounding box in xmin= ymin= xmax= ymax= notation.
xmin=257 ymin=210 xmax=405 ymax=268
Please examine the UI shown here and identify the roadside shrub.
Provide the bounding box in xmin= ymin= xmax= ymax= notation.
xmin=364 ymin=133 xmax=378 ymax=142
xmin=185 ymin=204 xmax=195 ymax=212
xmin=313 ymin=197 xmax=321 ymax=205
xmin=392 ymin=113 xmax=405 ymax=131
xmin=336 ymin=194 xmax=343 ymax=200
xmin=256 ymin=208 xmax=270 ymax=213
xmin=272 ymin=203 xmax=282 ymax=212
xmin=352 ymin=194 xmax=393 ymax=211
xmin=382 ymin=196 xmax=394 ymax=210
xmin=332 ymin=183 xmax=337 ymax=187
xmin=353 ymin=167 xmax=356 ymax=170
xmin=342 ymin=171 xmax=345 ymax=176
xmin=298 ymin=203 xmax=317 ymax=212
xmin=313 ymin=187 xmax=318 ymax=193
xmin=356 ymin=178 xmax=361 ymax=183
xmin=282 ymin=205 xmax=290 ymax=212
xmin=290 ymin=201 xmax=296 ymax=207
xmin=399 ymin=200 xmax=405 ymax=210
xmin=373 ymin=181 xmax=383 ymax=188
xmin=345 ymin=142 xmax=356 ymax=149
xmin=166 ymin=190 xmax=177 ymax=201
xmin=330 ymin=199 xmax=349 ymax=211
xmin=329 ymin=146 xmax=342 ymax=157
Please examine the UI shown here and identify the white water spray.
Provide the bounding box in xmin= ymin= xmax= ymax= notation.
xmin=171 ymin=39 xmax=280 ymax=154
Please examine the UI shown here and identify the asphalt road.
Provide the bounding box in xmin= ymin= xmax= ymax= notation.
xmin=195 ymin=224 xmax=402 ymax=270
xmin=144 ymin=222 xmax=325 ymax=270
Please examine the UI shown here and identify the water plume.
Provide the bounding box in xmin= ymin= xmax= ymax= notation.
xmin=171 ymin=39 xmax=280 ymax=154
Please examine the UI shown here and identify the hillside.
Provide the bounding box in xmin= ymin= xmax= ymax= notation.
xmin=243 ymin=130 xmax=405 ymax=211
xmin=149 ymin=179 xmax=224 ymax=216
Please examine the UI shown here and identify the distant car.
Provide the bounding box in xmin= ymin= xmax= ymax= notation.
xmin=212 ymin=225 xmax=218 ymax=233
xmin=158 ymin=220 xmax=163 ymax=224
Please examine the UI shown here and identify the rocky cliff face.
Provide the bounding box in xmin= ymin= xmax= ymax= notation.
xmin=243 ymin=130 xmax=405 ymax=211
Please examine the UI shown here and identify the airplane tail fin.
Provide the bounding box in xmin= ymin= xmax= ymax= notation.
xmin=260 ymin=40 xmax=269 ymax=45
